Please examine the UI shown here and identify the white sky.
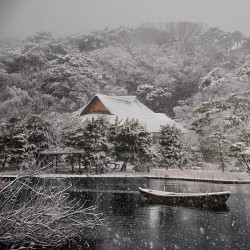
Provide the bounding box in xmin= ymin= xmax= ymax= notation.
xmin=0 ymin=0 xmax=250 ymax=38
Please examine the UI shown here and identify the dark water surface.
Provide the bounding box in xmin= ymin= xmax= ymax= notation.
xmin=68 ymin=178 xmax=250 ymax=250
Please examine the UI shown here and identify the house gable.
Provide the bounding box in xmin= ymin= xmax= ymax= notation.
xmin=80 ymin=96 xmax=111 ymax=115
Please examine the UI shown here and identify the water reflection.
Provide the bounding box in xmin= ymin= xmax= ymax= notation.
xmin=66 ymin=178 xmax=250 ymax=250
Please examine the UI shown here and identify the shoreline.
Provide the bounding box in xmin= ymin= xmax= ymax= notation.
xmin=1 ymin=169 xmax=250 ymax=184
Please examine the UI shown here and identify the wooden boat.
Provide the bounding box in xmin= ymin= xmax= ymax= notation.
xmin=139 ymin=187 xmax=230 ymax=209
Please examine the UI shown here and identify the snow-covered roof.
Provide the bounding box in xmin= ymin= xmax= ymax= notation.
xmin=77 ymin=94 xmax=154 ymax=115
xmin=76 ymin=94 xmax=187 ymax=133
xmin=98 ymin=94 xmax=156 ymax=114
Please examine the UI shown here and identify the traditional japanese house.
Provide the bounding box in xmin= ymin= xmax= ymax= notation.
xmin=75 ymin=94 xmax=186 ymax=142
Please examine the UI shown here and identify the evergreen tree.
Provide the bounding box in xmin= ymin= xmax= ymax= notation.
xmin=24 ymin=114 xmax=54 ymax=151
xmin=0 ymin=115 xmax=54 ymax=169
xmin=208 ymin=132 xmax=229 ymax=172
xmin=82 ymin=117 xmax=111 ymax=173
xmin=61 ymin=124 xmax=85 ymax=150
xmin=112 ymin=118 xmax=153 ymax=171
xmin=0 ymin=117 xmax=31 ymax=169
xmin=61 ymin=116 xmax=112 ymax=173
xmin=159 ymin=125 xmax=184 ymax=169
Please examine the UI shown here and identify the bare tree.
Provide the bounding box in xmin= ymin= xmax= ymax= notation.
xmin=0 ymin=165 xmax=107 ymax=249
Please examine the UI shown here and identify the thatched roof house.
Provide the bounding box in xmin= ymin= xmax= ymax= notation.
xmin=75 ymin=94 xmax=186 ymax=136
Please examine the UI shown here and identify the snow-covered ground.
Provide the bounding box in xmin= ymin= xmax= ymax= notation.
xmin=0 ymin=168 xmax=250 ymax=183
xmin=151 ymin=169 xmax=250 ymax=183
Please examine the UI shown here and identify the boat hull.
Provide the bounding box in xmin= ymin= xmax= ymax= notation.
xmin=139 ymin=188 xmax=230 ymax=209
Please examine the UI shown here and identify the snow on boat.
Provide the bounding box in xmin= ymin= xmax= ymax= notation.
xmin=138 ymin=187 xmax=230 ymax=209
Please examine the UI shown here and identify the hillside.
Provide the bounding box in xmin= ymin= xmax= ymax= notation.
xmin=1 ymin=22 xmax=249 ymax=119
xmin=0 ymin=22 xmax=250 ymax=171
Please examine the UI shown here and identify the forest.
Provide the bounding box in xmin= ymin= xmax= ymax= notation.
xmin=0 ymin=21 xmax=250 ymax=171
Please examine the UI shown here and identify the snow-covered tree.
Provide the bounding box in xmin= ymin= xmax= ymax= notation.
xmin=184 ymin=64 xmax=250 ymax=170
xmin=24 ymin=114 xmax=54 ymax=151
xmin=41 ymin=54 xmax=104 ymax=111
xmin=136 ymin=84 xmax=172 ymax=113
xmin=0 ymin=114 xmax=54 ymax=169
xmin=112 ymin=119 xmax=153 ymax=171
xmin=62 ymin=116 xmax=112 ymax=173
xmin=61 ymin=123 xmax=85 ymax=150
xmin=0 ymin=117 xmax=31 ymax=169
xmin=158 ymin=125 xmax=185 ymax=169
xmin=81 ymin=117 xmax=112 ymax=173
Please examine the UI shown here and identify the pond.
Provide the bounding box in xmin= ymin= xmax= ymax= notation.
xmin=67 ymin=178 xmax=250 ymax=250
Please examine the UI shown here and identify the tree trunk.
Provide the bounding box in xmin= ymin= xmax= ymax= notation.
xmin=120 ymin=161 xmax=127 ymax=172
xmin=218 ymin=142 xmax=225 ymax=172
xmin=71 ymin=157 xmax=74 ymax=174
xmin=241 ymin=155 xmax=250 ymax=172
xmin=78 ymin=156 xmax=81 ymax=174
xmin=55 ymin=156 xmax=58 ymax=173
xmin=2 ymin=154 xmax=7 ymax=169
